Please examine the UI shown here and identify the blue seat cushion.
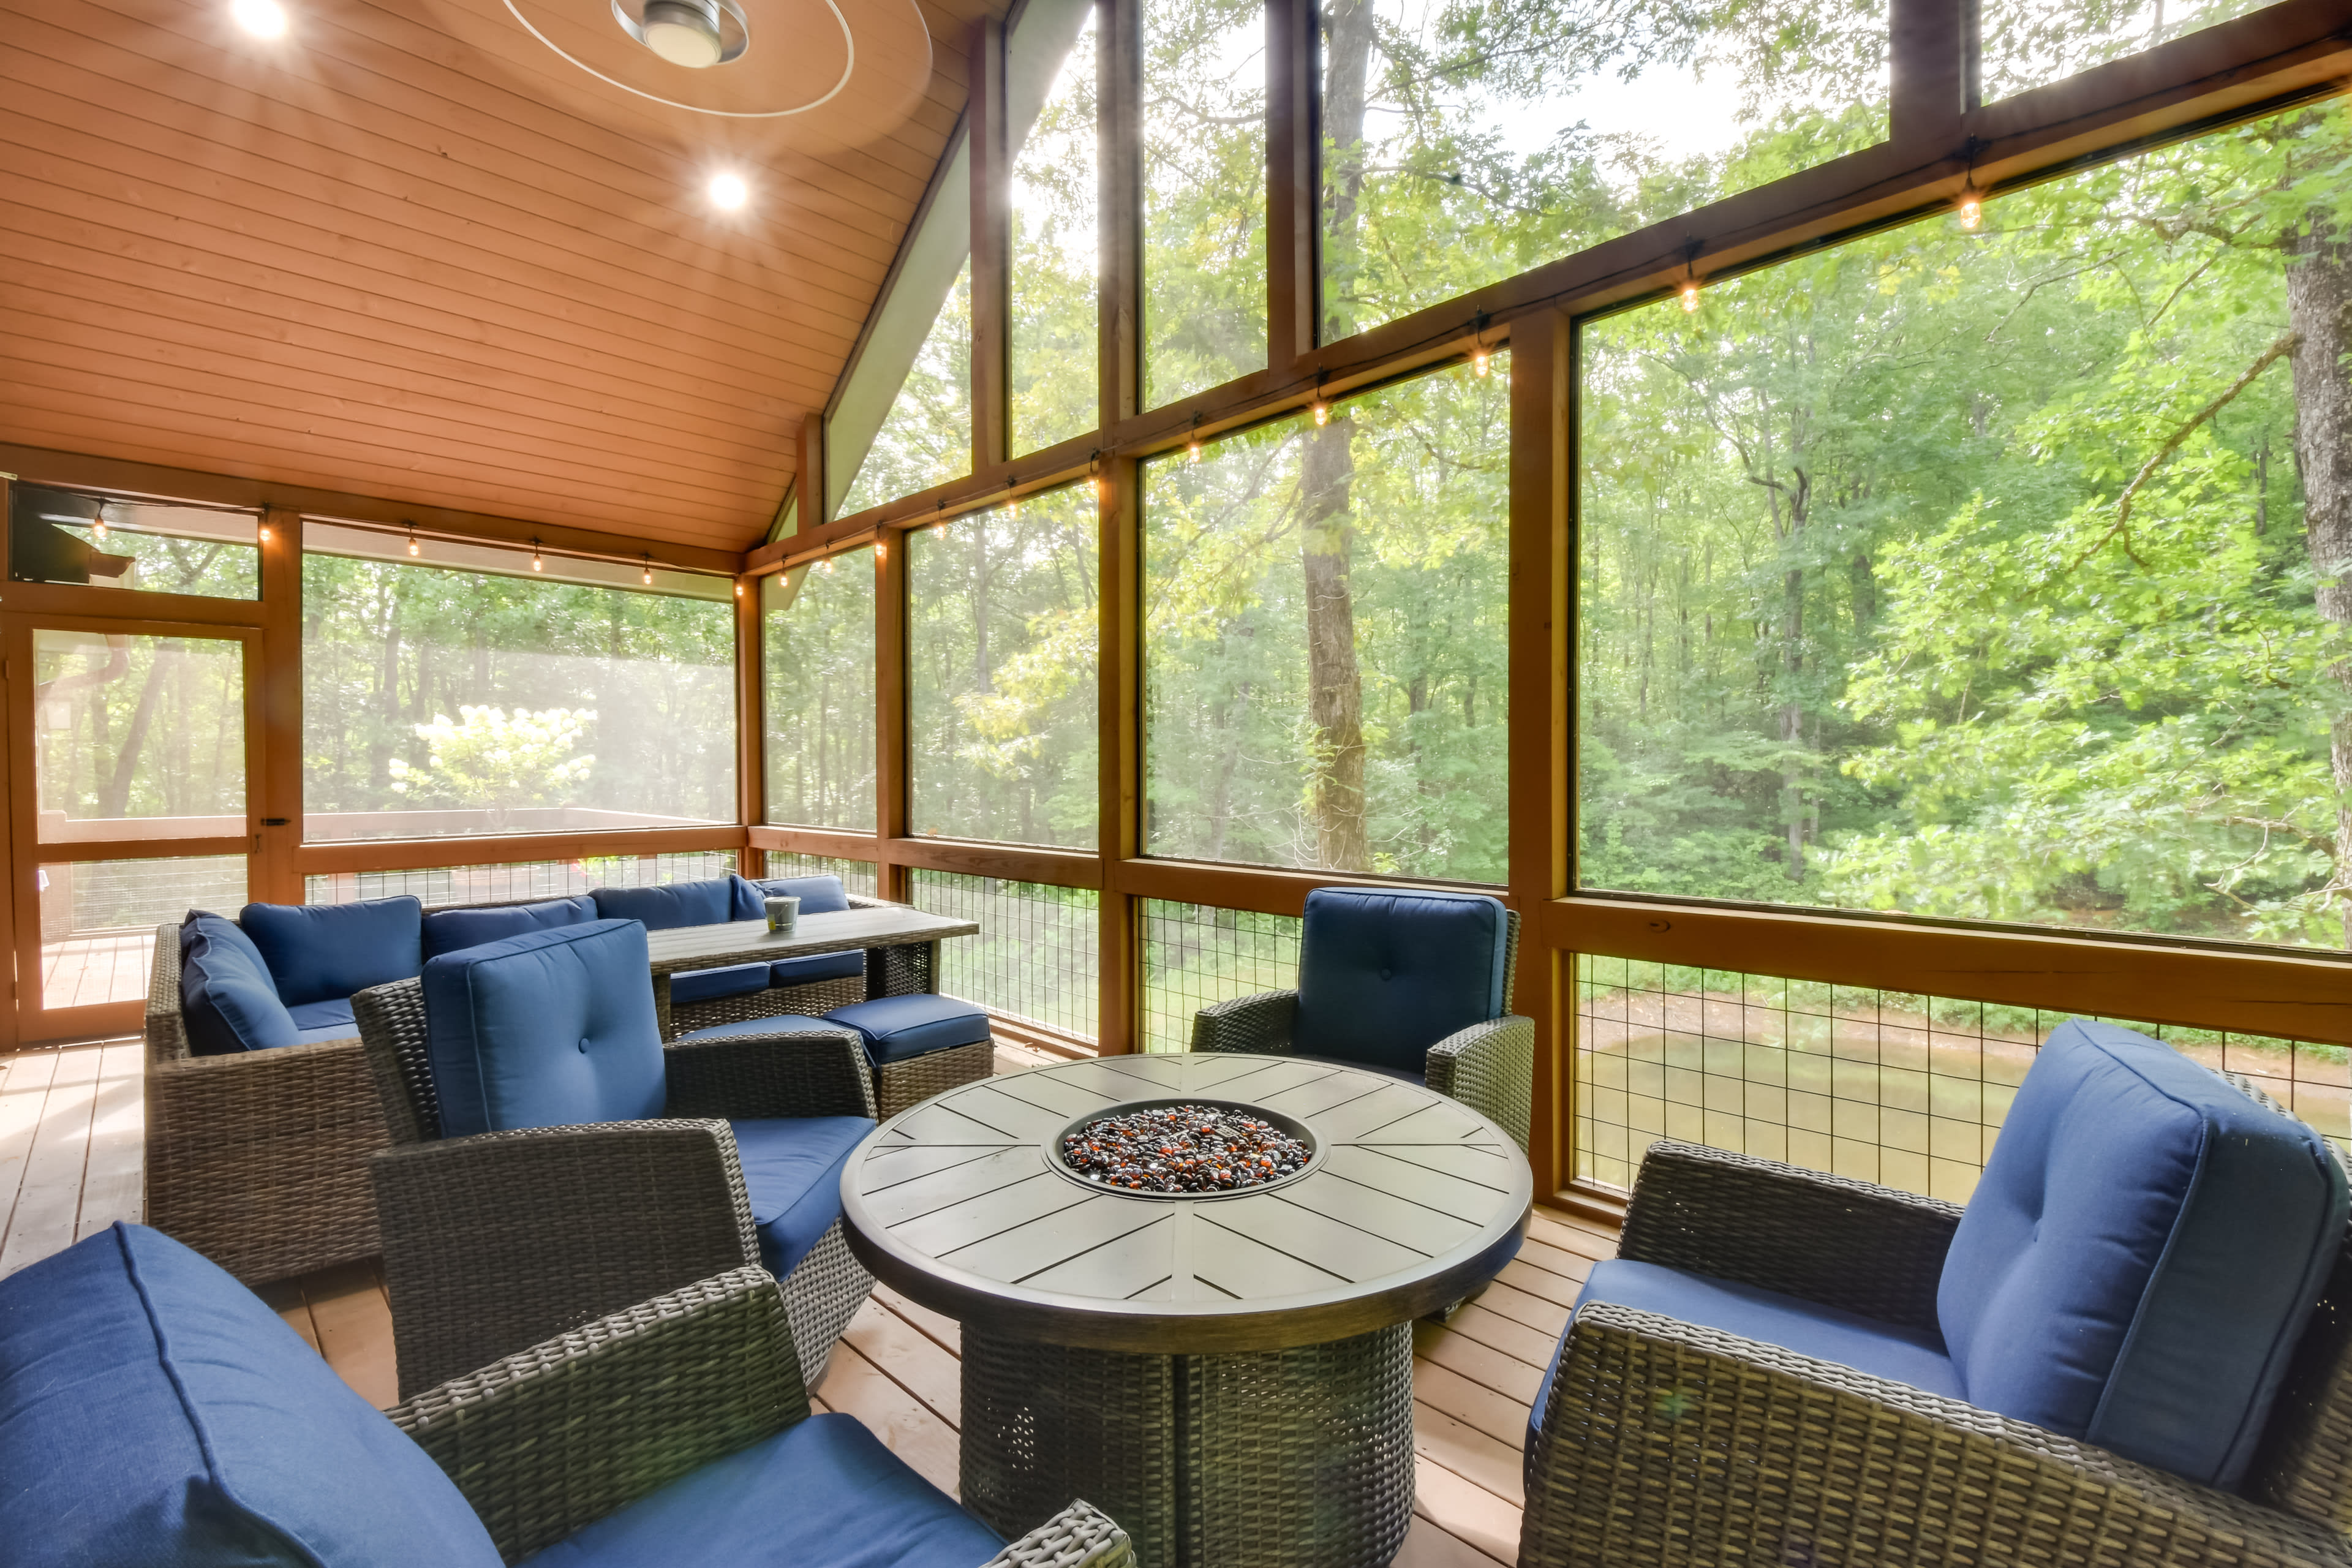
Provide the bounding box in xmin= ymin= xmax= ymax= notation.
xmin=518 ymin=1412 xmax=999 ymax=1568
xmin=824 ymin=995 xmax=991 ymax=1066
xmin=241 ymin=897 xmax=424 ymax=1008
xmin=0 ymin=1224 xmax=499 ymax=1568
xmin=1529 ymin=1257 xmax=1965 ymax=1468
xmin=1292 ymin=887 xmax=1509 ymax=1076
xmin=1291 ymin=1054 xmax=1423 ymax=1086
xmin=1938 ymin=1019 xmax=2348 ymax=1490
xmin=773 ymin=949 xmax=868 ymax=989
xmin=289 ymin=997 xmax=359 ymax=1042
xmin=732 ymin=1117 xmax=875 ymax=1276
xmin=592 ymin=877 xmax=737 ymax=932
xmin=733 ymin=873 xmax=853 ymax=919
xmin=423 ymin=896 xmax=598 ymax=961
xmin=423 ymin=921 xmax=666 ymax=1137
xmin=671 ymin=963 xmax=775 ymax=1006
xmin=181 ymin=912 xmax=301 ymax=1055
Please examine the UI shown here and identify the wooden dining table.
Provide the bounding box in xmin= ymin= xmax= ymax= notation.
xmin=641 ymin=903 xmax=979 ymax=1038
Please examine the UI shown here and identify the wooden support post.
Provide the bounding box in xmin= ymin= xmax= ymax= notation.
xmin=736 ymin=573 xmax=765 ymax=880
xmin=1097 ymin=453 xmax=1140 ymax=1054
xmin=798 ymin=413 xmax=829 ymax=532
xmin=0 ymin=472 xmax=13 ymax=1050
xmin=1508 ymin=311 xmax=1572 ymax=1194
xmin=1265 ymin=0 xmax=1317 ymax=367
xmin=971 ymin=17 xmax=1012 ymax=471
xmin=1892 ymin=0 xmax=1969 ymax=146
xmin=874 ymin=532 xmax=911 ymax=903
xmin=1099 ymin=0 xmax=1143 ymax=431
xmin=255 ymin=506 xmax=304 ymax=906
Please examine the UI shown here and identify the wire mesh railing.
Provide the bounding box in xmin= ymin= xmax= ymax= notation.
xmin=1575 ymin=953 xmax=2351 ymax=1202
xmin=1139 ymin=900 xmax=1302 ymax=1053
xmin=758 ymin=853 xmax=880 ymax=899
xmin=305 ymin=851 xmax=738 ymax=908
xmin=908 ymin=871 xmax=1098 ymax=1039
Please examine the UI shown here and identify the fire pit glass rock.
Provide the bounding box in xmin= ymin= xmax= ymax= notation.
xmin=1060 ymin=1102 xmax=1313 ymax=1194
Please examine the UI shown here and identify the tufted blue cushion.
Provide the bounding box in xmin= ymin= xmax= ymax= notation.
xmin=422 ymin=896 xmax=598 ymax=962
xmin=240 ymin=897 xmax=423 ymax=1008
xmin=591 ymin=878 xmax=736 ymax=932
xmin=733 ymin=1117 xmax=876 ymax=1275
xmin=0 ymin=1224 xmax=500 ymax=1568
xmin=773 ymin=950 xmax=868 ymax=990
xmin=1292 ymin=887 xmax=1510 ymax=1075
xmin=181 ymin=913 xmax=301 ymax=1055
xmin=518 ymin=1411 xmax=1000 ymax=1568
xmin=824 ymin=995 xmax=991 ymax=1066
xmin=422 ymin=921 xmax=666 ymax=1138
xmin=1529 ymin=1257 xmax=1964 ymax=1472
xmin=731 ymin=874 xmax=853 ymax=919
xmin=1937 ymin=1020 xmax=2347 ymax=1489
xmin=671 ymin=963 xmax=775 ymax=1006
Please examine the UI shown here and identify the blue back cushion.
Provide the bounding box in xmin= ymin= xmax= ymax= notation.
xmin=592 ymin=876 xmax=736 ymax=932
xmin=731 ymin=874 xmax=851 ymax=919
xmin=421 ymin=895 xmax=598 ymax=961
xmin=0 ymin=1223 xmax=499 ymax=1568
xmin=422 ymin=921 xmax=666 ymax=1138
xmin=240 ymin=897 xmax=424 ymax=1008
xmin=180 ymin=913 xmax=301 ymax=1055
xmin=1939 ymin=1020 xmax=2348 ymax=1489
xmin=1292 ymin=887 xmax=1510 ymax=1074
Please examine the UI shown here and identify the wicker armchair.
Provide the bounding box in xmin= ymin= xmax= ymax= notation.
xmin=1521 ymin=1134 xmax=2352 ymax=1568
xmin=353 ymin=965 xmax=881 ymax=1402
xmin=144 ymin=921 xmax=391 ymax=1284
xmin=1191 ymin=890 xmax=1532 ymax=1151
xmin=396 ymin=1264 xmax=1134 ymax=1567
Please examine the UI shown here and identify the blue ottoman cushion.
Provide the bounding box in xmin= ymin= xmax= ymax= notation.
xmin=592 ymin=878 xmax=736 ymax=932
xmin=0 ymin=1223 xmax=499 ymax=1568
xmin=519 ymin=1412 xmax=1000 ymax=1568
xmin=732 ymin=874 xmax=853 ymax=919
xmin=241 ymin=896 xmax=424 ymax=1008
xmin=824 ymin=995 xmax=991 ymax=1066
xmin=423 ymin=921 xmax=666 ymax=1137
xmin=732 ymin=1117 xmax=876 ymax=1276
xmin=1530 ymin=1257 xmax=1964 ymax=1471
xmin=180 ymin=912 xmax=301 ymax=1055
xmin=1292 ymin=887 xmax=1509 ymax=1076
xmin=773 ymin=949 xmax=868 ymax=989
xmin=671 ymin=963 xmax=776 ymax=1006
xmin=423 ymin=895 xmax=598 ymax=961
xmin=1938 ymin=1019 xmax=2348 ymax=1489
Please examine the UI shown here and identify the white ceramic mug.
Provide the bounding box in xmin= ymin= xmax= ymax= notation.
xmin=764 ymin=894 xmax=800 ymax=934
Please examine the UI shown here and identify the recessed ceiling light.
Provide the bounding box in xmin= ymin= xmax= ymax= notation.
xmin=232 ymin=0 xmax=287 ymax=37
xmin=709 ymin=172 xmax=748 ymax=211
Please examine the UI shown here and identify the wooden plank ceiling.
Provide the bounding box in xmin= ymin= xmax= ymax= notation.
xmin=0 ymin=0 xmax=993 ymax=553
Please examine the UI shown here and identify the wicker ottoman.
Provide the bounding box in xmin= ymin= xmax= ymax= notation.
xmin=840 ymin=1053 xmax=1532 ymax=1568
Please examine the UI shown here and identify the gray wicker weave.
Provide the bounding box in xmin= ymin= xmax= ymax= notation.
xmin=964 ymin=1324 xmax=1413 ymax=1568
xmin=1189 ymin=908 xmax=1533 ymax=1153
xmin=143 ymin=922 xmax=390 ymax=1284
xmin=1521 ymin=1135 xmax=2352 ymax=1568
xmin=392 ymin=1263 xmax=1134 ymax=1567
xmin=875 ymin=1036 xmax=997 ymax=1118
xmin=353 ymin=976 xmax=877 ymax=1402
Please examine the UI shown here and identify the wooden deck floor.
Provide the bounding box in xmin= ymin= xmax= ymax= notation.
xmin=0 ymin=1039 xmax=1613 ymax=1567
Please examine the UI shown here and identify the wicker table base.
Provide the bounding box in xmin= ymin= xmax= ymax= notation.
xmin=962 ymin=1322 xmax=1414 ymax=1568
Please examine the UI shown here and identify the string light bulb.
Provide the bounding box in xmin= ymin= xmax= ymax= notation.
xmin=91 ymin=516 xmax=108 ymax=543
xmin=1311 ymin=400 xmax=1330 ymax=426
xmin=530 ymin=540 xmax=543 ymax=571
xmin=734 ymin=580 xmax=744 ymax=597
xmin=407 ymin=528 xmax=420 ymax=557
xmin=641 ymin=554 xmax=654 ymax=584
xmin=1188 ymin=436 xmax=1202 ymax=462
xmin=1958 ymin=192 xmax=1983 ymax=231
xmin=1472 ymin=345 xmax=1490 ymax=377
xmin=1679 ymin=281 xmax=1702 ymax=312
xmin=259 ymin=523 xmax=272 ymax=542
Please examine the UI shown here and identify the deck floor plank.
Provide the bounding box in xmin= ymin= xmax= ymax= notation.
xmin=0 ymin=1041 xmax=1613 ymax=1561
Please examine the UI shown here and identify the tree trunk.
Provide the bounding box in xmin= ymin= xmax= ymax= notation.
xmin=1302 ymin=415 xmax=1369 ymax=870
xmin=98 ymin=646 xmax=175 ymax=821
xmin=2285 ymin=213 xmax=2352 ymax=946
xmin=1319 ymin=0 xmax=1374 ymax=344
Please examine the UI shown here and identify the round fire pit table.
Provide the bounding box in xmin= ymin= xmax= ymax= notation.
xmin=839 ymin=1052 xmax=1532 ymax=1568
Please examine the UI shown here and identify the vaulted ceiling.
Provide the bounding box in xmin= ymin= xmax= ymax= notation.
xmin=0 ymin=0 xmax=990 ymax=553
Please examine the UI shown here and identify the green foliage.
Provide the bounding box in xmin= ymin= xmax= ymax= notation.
xmin=302 ymin=554 xmax=734 ymax=834
xmin=764 ymin=551 xmax=878 ymax=831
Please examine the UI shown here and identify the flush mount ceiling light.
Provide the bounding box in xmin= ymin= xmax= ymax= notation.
xmin=613 ymin=0 xmax=747 ymax=68
xmin=232 ymin=0 xmax=287 ymax=37
xmin=709 ymin=170 xmax=748 ymax=208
